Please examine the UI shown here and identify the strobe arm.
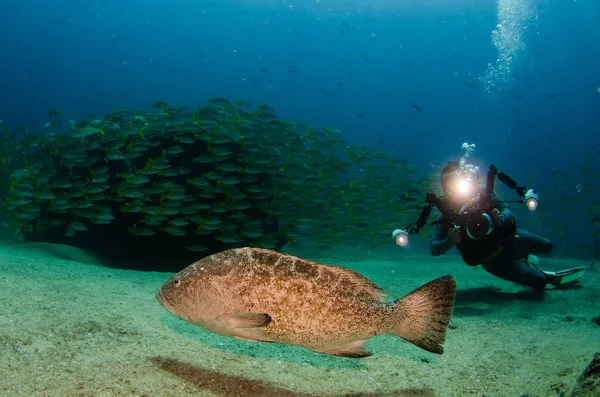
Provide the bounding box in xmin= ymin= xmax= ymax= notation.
xmin=492 ymin=165 xmax=538 ymax=210
xmin=496 ymin=169 xmax=527 ymax=197
xmin=407 ymin=204 xmax=433 ymax=234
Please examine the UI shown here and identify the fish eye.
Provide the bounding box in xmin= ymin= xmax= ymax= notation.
xmin=173 ymin=279 xmax=180 ymax=285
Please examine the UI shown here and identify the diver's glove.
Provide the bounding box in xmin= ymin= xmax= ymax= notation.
xmin=448 ymin=226 xmax=462 ymax=245
xmin=491 ymin=208 xmax=504 ymax=226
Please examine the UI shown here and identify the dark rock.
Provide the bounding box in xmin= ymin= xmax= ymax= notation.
xmin=570 ymin=352 xmax=600 ymax=397
xmin=592 ymin=316 xmax=600 ymax=326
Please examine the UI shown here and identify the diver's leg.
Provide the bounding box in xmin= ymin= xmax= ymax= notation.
xmin=482 ymin=258 xmax=547 ymax=290
xmin=512 ymin=229 xmax=584 ymax=287
xmin=512 ymin=228 xmax=553 ymax=257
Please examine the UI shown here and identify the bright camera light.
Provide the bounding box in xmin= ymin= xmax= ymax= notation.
xmin=524 ymin=189 xmax=538 ymax=211
xmin=455 ymin=178 xmax=474 ymax=196
xmin=392 ymin=229 xmax=409 ymax=247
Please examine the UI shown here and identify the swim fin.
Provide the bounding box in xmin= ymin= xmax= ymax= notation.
xmin=542 ymin=267 xmax=586 ymax=288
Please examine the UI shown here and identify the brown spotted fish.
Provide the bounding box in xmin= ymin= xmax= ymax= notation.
xmin=157 ymin=247 xmax=456 ymax=358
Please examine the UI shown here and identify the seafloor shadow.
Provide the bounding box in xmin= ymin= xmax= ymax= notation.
xmin=453 ymin=285 xmax=546 ymax=316
xmin=152 ymin=356 xmax=435 ymax=397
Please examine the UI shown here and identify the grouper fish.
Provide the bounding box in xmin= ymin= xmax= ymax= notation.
xmin=156 ymin=247 xmax=456 ymax=358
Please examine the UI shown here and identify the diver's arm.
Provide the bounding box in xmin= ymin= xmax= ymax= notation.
xmin=430 ymin=217 xmax=455 ymax=256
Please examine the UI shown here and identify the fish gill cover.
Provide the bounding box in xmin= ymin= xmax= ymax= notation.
xmin=0 ymin=99 xmax=421 ymax=271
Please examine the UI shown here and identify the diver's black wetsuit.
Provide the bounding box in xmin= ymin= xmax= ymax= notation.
xmin=430 ymin=197 xmax=553 ymax=290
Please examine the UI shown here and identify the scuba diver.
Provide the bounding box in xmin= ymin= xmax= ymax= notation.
xmin=392 ymin=144 xmax=585 ymax=290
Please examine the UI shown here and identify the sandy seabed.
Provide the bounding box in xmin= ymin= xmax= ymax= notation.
xmin=0 ymin=237 xmax=598 ymax=397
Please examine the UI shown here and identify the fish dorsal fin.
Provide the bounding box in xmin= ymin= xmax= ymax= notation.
xmin=327 ymin=265 xmax=387 ymax=302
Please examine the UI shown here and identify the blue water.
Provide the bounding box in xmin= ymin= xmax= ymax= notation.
xmin=1 ymin=0 xmax=599 ymax=256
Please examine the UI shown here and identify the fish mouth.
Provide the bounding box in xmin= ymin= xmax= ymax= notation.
xmin=156 ymin=288 xmax=169 ymax=309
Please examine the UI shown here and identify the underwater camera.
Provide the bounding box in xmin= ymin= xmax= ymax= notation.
xmin=457 ymin=198 xmax=495 ymax=240
xmin=392 ymin=164 xmax=538 ymax=247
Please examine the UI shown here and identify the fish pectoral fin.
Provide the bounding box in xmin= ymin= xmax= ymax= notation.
xmin=317 ymin=339 xmax=372 ymax=358
xmin=223 ymin=312 xmax=272 ymax=329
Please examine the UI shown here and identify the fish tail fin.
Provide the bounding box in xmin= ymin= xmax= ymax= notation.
xmin=388 ymin=275 xmax=456 ymax=354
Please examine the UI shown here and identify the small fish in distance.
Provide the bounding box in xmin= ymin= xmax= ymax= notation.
xmin=397 ymin=189 xmax=424 ymax=202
